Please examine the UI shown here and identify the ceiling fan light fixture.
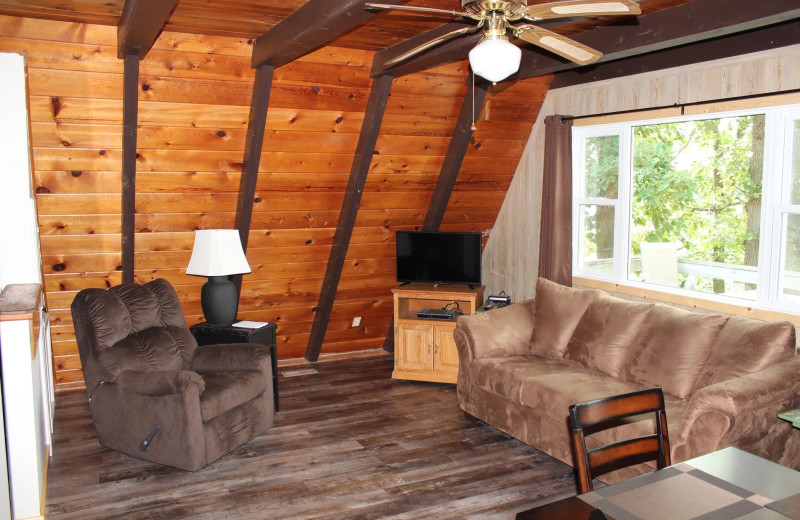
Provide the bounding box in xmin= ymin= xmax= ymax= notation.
xmin=468 ymin=35 xmax=522 ymax=83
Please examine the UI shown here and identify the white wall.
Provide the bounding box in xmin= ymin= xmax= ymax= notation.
xmin=481 ymin=44 xmax=800 ymax=302
xmin=0 ymin=52 xmax=41 ymax=291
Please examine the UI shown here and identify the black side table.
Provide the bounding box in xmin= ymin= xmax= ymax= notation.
xmin=190 ymin=322 xmax=279 ymax=412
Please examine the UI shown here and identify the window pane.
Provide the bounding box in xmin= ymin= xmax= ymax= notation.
xmin=792 ymin=120 xmax=800 ymax=204
xmin=782 ymin=213 xmax=800 ymax=301
xmin=584 ymin=136 xmax=619 ymax=199
xmin=629 ymin=115 xmax=764 ymax=298
xmin=578 ymin=204 xmax=614 ymax=273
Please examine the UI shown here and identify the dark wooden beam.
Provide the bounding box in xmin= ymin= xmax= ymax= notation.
xmin=305 ymin=74 xmax=394 ymax=362
xmin=117 ymin=0 xmax=178 ymax=59
xmin=232 ymin=64 xmax=275 ymax=298
xmin=252 ymin=0 xmax=402 ymax=69
xmin=516 ymin=0 xmax=800 ymax=80
xmin=422 ymin=79 xmax=490 ymax=231
xmin=551 ymin=20 xmax=800 ymax=88
xmin=371 ymin=22 xmax=479 ymax=78
xmin=121 ymin=54 xmax=138 ymax=285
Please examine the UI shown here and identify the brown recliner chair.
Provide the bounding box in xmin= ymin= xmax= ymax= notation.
xmin=71 ymin=278 xmax=274 ymax=471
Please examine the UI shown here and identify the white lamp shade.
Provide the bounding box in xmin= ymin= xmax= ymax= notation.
xmin=468 ymin=37 xmax=522 ymax=83
xmin=186 ymin=229 xmax=251 ymax=277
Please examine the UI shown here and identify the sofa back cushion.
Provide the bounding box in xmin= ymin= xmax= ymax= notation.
xmin=529 ymin=278 xmax=602 ymax=360
xmin=563 ymin=296 xmax=654 ymax=378
xmin=692 ymin=316 xmax=796 ymax=391
xmin=620 ymin=304 xmax=728 ymax=399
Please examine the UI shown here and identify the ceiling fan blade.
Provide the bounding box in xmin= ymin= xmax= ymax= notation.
xmin=365 ymin=3 xmax=469 ymax=18
xmin=383 ymin=24 xmax=482 ymax=67
xmin=514 ymin=25 xmax=602 ymax=65
xmin=524 ymin=0 xmax=641 ymax=21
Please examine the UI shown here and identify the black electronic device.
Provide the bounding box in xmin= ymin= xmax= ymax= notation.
xmin=396 ymin=231 xmax=482 ymax=286
xmin=487 ymin=293 xmax=511 ymax=307
xmin=417 ymin=308 xmax=461 ymax=320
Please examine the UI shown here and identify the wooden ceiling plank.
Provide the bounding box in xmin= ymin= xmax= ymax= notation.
xmin=117 ymin=0 xmax=179 ymax=59
xmin=551 ymin=20 xmax=800 ymax=88
xmin=251 ymin=0 xmax=402 ymax=69
xmin=516 ymin=0 xmax=800 ymax=79
xmin=305 ymin=74 xmax=394 ymax=362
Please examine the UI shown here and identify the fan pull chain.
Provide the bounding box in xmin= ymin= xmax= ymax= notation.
xmin=470 ymin=71 xmax=477 ymax=132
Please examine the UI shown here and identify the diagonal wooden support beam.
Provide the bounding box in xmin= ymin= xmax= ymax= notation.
xmin=232 ymin=64 xmax=275 ymax=299
xmin=118 ymin=0 xmax=177 ymax=283
xmin=371 ymin=22 xmax=480 ymax=78
xmin=305 ymin=74 xmax=395 ymax=362
xmin=516 ymin=0 xmax=800 ymax=80
xmin=121 ymin=54 xmax=138 ymax=285
xmin=117 ymin=0 xmax=178 ymax=58
xmin=252 ymin=0 xmax=402 ymax=69
xmin=422 ymin=79 xmax=490 ymax=231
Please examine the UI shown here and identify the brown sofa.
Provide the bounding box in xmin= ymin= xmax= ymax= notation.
xmin=454 ymin=277 xmax=800 ymax=484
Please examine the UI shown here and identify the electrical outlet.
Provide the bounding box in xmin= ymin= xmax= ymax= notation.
xmin=352 ymin=316 xmax=362 ymax=327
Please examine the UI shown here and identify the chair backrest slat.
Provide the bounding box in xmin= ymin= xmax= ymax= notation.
xmin=569 ymin=388 xmax=671 ymax=493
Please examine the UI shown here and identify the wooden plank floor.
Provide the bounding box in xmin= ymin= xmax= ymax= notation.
xmin=45 ymin=352 xmax=578 ymax=519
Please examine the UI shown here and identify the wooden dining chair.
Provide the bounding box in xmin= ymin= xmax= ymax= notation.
xmin=569 ymin=387 xmax=671 ymax=493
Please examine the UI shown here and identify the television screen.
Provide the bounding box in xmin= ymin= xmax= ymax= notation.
xmin=396 ymin=231 xmax=482 ymax=286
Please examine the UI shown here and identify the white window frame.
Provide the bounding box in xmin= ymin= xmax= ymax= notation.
xmin=572 ymin=103 xmax=800 ymax=315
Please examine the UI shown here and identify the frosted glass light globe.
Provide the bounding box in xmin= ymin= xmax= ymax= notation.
xmin=468 ymin=37 xmax=522 ymax=83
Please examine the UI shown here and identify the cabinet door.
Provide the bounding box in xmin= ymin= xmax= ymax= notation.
xmin=395 ymin=323 xmax=433 ymax=372
xmin=433 ymin=325 xmax=459 ymax=376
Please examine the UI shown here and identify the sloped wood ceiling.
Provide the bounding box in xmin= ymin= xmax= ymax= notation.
xmin=0 ymin=0 xmax=786 ymax=385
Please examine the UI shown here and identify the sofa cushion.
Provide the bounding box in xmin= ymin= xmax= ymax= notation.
xmin=563 ymin=296 xmax=654 ymax=378
xmin=620 ymin=304 xmax=728 ymax=399
xmin=517 ymin=363 xmax=650 ymax=425
xmin=692 ymin=316 xmax=796 ymax=391
xmin=529 ymin=278 xmax=602 ymax=360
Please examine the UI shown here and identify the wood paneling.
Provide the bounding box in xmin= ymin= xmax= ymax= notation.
xmin=0 ymin=14 xmax=544 ymax=385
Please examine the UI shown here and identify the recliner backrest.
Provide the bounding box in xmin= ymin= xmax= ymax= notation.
xmin=72 ymin=279 xmax=197 ymax=388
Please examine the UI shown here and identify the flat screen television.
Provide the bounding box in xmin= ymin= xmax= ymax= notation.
xmin=396 ymin=231 xmax=482 ymax=286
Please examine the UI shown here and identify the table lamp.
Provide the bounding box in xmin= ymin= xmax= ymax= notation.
xmin=186 ymin=229 xmax=251 ymax=326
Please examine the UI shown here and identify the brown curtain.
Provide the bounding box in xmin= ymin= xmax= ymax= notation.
xmin=538 ymin=115 xmax=574 ymax=286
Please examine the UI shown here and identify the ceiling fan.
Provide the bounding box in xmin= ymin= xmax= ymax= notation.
xmin=366 ymin=0 xmax=641 ymax=81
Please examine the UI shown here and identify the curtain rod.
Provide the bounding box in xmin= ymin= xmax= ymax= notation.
xmin=560 ymin=87 xmax=800 ymax=123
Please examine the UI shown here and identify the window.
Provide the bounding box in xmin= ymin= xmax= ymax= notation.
xmin=573 ymin=103 xmax=800 ymax=313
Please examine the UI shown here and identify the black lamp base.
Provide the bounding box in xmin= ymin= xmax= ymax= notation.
xmin=200 ymin=275 xmax=238 ymax=326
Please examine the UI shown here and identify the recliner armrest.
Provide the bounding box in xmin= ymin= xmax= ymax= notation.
xmin=191 ymin=343 xmax=272 ymax=375
xmin=116 ymin=369 xmax=205 ymax=396
xmin=454 ymin=298 xmax=536 ymax=363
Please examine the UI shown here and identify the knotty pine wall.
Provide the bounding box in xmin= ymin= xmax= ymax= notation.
xmin=0 ymin=14 xmax=549 ymax=385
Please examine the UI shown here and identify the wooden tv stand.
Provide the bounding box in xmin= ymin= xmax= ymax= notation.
xmin=391 ymin=283 xmax=484 ymax=384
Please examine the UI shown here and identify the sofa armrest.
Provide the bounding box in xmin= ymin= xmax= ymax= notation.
xmin=454 ymin=298 xmax=536 ymax=364
xmin=115 ymin=369 xmax=205 ymax=396
xmin=677 ymin=355 xmax=800 ymax=462
xmin=191 ymin=343 xmax=272 ymax=376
